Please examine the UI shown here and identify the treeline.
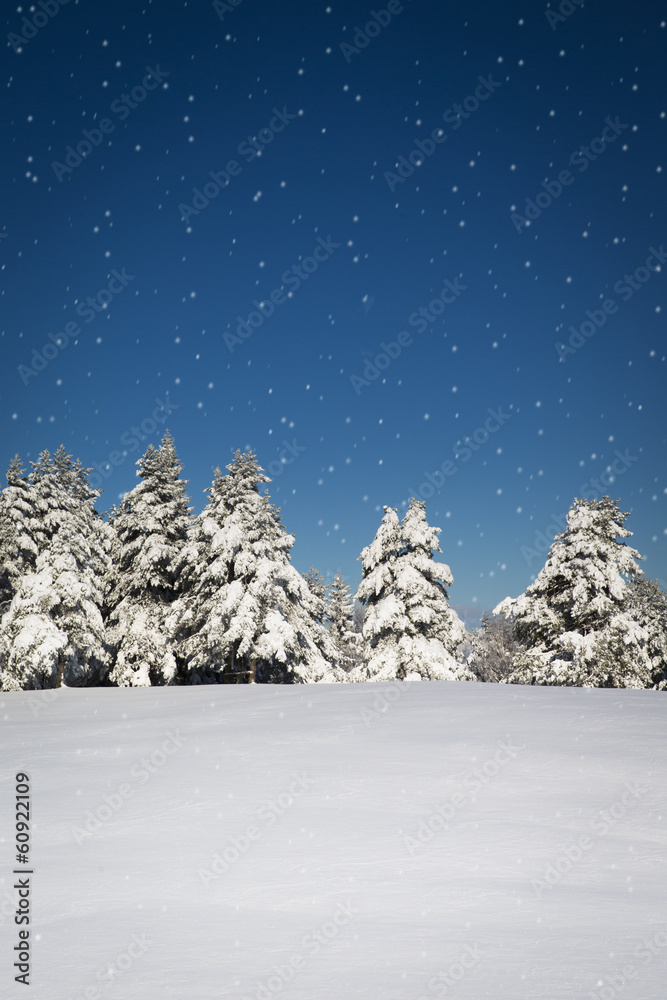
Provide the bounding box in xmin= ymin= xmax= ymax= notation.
xmin=0 ymin=433 xmax=664 ymax=691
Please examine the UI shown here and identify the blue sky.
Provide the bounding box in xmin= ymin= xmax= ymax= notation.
xmin=2 ymin=0 xmax=665 ymax=616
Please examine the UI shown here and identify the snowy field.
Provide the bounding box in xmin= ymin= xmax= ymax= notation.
xmin=1 ymin=681 xmax=666 ymax=1000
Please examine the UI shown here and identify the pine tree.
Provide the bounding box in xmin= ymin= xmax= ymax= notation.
xmin=0 ymin=448 xmax=110 ymax=690
xmin=467 ymin=612 xmax=523 ymax=682
xmin=496 ymin=496 xmax=651 ymax=687
xmin=354 ymin=501 xmax=469 ymax=681
xmin=106 ymin=432 xmax=193 ymax=687
xmin=0 ymin=456 xmax=41 ymax=617
xmin=623 ymin=576 xmax=667 ymax=690
xmin=169 ymin=450 xmax=336 ymax=684
xmin=352 ymin=505 xmax=400 ymax=680
xmin=304 ymin=565 xmax=326 ymax=601
xmin=327 ymin=570 xmax=361 ymax=672
xmin=304 ymin=566 xmax=328 ymax=626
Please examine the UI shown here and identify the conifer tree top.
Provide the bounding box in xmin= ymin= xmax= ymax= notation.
xmin=6 ymin=455 xmax=25 ymax=485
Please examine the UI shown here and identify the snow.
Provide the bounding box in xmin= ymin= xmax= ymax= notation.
xmin=1 ymin=682 xmax=665 ymax=998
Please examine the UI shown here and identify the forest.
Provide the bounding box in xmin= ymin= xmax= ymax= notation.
xmin=1 ymin=432 xmax=665 ymax=691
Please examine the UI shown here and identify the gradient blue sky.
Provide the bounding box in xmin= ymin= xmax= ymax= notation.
xmin=2 ymin=0 xmax=665 ymax=617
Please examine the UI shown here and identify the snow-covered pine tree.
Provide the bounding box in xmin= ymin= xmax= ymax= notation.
xmin=304 ymin=565 xmax=326 ymax=600
xmin=327 ymin=570 xmax=361 ymax=673
xmin=622 ymin=576 xmax=667 ymax=690
xmin=169 ymin=450 xmax=337 ymax=684
xmin=0 ymin=448 xmax=110 ymax=690
xmin=351 ymin=505 xmax=400 ymax=680
xmin=354 ymin=500 xmax=469 ymax=681
xmin=106 ymin=431 xmax=193 ymax=687
xmin=495 ymin=495 xmax=652 ymax=688
xmin=467 ymin=611 xmax=523 ymax=682
xmin=0 ymin=456 xmax=41 ymax=617
xmin=303 ymin=566 xmax=328 ymax=626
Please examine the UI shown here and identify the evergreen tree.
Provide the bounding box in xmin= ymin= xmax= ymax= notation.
xmin=353 ymin=505 xmax=400 ymax=680
xmin=304 ymin=565 xmax=326 ymax=601
xmin=0 ymin=456 xmax=41 ymax=617
xmin=623 ymin=576 xmax=667 ymax=690
xmin=304 ymin=566 xmax=328 ymax=626
xmin=0 ymin=448 xmax=110 ymax=690
xmin=496 ymin=496 xmax=651 ymax=687
xmin=327 ymin=570 xmax=361 ymax=672
xmin=107 ymin=431 xmax=193 ymax=687
xmin=467 ymin=612 xmax=523 ymax=682
xmin=354 ymin=501 xmax=469 ymax=681
xmin=169 ymin=450 xmax=336 ymax=684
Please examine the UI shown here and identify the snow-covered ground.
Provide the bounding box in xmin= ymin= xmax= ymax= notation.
xmin=1 ymin=681 xmax=665 ymax=999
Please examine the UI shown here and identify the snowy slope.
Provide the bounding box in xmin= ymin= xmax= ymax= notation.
xmin=1 ymin=682 xmax=665 ymax=999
